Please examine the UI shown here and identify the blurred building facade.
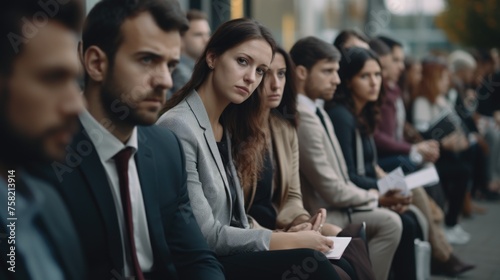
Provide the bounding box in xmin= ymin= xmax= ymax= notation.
xmin=83 ymin=0 xmax=449 ymax=57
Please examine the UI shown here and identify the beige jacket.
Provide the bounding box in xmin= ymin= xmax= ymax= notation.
xmin=245 ymin=113 xmax=310 ymax=228
xmin=296 ymin=95 xmax=378 ymax=212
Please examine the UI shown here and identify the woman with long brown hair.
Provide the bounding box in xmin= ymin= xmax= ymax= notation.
xmin=412 ymin=56 xmax=473 ymax=246
xmin=239 ymin=46 xmax=377 ymax=280
xmin=324 ymin=47 xmax=424 ymax=280
xmin=330 ymin=49 xmax=474 ymax=277
xmin=157 ymin=18 xmax=340 ymax=280
xmin=238 ymin=47 xmax=339 ymax=234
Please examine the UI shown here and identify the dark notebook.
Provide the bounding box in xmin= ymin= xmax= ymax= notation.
xmin=420 ymin=113 xmax=457 ymax=140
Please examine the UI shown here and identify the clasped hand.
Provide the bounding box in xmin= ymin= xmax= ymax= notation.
xmin=379 ymin=189 xmax=412 ymax=214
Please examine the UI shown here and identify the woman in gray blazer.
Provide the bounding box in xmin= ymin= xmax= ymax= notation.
xmin=157 ymin=18 xmax=341 ymax=280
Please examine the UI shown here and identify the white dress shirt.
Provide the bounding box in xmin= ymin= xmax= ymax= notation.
xmin=412 ymin=96 xmax=453 ymax=132
xmin=395 ymin=97 xmax=406 ymax=141
xmin=80 ymin=110 xmax=153 ymax=276
xmin=298 ymin=93 xmax=318 ymax=113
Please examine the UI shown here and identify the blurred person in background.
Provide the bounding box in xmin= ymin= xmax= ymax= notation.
xmin=369 ymin=37 xmax=440 ymax=174
xmin=327 ymin=47 xmax=475 ymax=277
xmin=399 ymin=58 xmax=422 ymax=122
xmin=475 ymin=49 xmax=500 ymax=196
xmin=412 ymin=56 xmax=474 ymax=245
xmin=448 ymin=50 xmax=493 ymax=210
xmin=447 ymin=50 xmax=479 ymax=133
xmin=398 ymin=57 xmax=427 ymax=144
xmin=471 ymin=49 xmax=496 ymax=90
xmin=333 ymin=29 xmax=370 ymax=51
xmin=168 ymin=9 xmax=211 ymax=98
xmin=0 ymin=1 xmax=86 ymax=279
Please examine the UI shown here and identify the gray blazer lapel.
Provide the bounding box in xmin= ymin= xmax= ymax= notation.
xmin=185 ymin=91 xmax=232 ymax=210
xmin=224 ymin=131 xmax=249 ymax=228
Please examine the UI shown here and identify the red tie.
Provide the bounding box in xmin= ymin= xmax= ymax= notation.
xmin=114 ymin=147 xmax=145 ymax=280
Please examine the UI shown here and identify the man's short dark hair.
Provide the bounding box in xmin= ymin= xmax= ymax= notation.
xmin=369 ymin=38 xmax=391 ymax=56
xmin=289 ymin=36 xmax=341 ymax=70
xmin=333 ymin=29 xmax=369 ymax=50
xmin=82 ymin=0 xmax=189 ymax=81
xmin=376 ymin=35 xmax=402 ymax=50
xmin=0 ymin=0 xmax=84 ymax=75
xmin=186 ymin=9 xmax=208 ymax=22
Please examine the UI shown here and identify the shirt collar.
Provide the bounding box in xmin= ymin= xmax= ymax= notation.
xmin=79 ymin=110 xmax=138 ymax=162
xmin=298 ymin=93 xmax=318 ymax=113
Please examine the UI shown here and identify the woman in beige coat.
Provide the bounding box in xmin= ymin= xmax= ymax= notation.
xmin=242 ymin=47 xmax=340 ymax=235
xmin=238 ymin=47 xmax=376 ymax=280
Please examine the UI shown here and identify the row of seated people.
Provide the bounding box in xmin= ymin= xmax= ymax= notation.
xmin=160 ymin=20 xmax=477 ymax=280
xmin=403 ymin=50 xmax=500 ymax=205
xmin=338 ymin=31 xmax=499 ymax=247
xmin=331 ymin=31 xmax=488 ymax=275
xmin=1 ymin=1 xmax=372 ymax=279
xmin=0 ymin=1 xmax=477 ymax=280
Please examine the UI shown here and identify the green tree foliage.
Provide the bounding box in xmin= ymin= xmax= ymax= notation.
xmin=436 ymin=0 xmax=500 ymax=48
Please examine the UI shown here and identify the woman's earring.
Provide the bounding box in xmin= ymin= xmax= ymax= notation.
xmin=208 ymin=64 xmax=214 ymax=70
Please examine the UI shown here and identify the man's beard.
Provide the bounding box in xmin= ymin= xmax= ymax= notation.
xmin=0 ymin=87 xmax=47 ymax=167
xmin=0 ymin=119 xmax=47 ymax=168
xmin=100 ymin=72 xmax=162 ymax=127
xmin=0 ymin=87 xmax=78 ymax=167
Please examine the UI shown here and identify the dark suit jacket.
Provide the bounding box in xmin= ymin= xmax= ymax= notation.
xmin=477 ymin=70 xmax=500 ymax=117
xmin=0 ymin=172 xmax=85 ymax=280
xmin=327 ymin=104 xmax=379 ymax=190
xmin=38 ymin=124 xmax=224 ymax=280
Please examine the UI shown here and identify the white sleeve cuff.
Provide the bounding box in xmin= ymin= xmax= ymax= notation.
xmin=409 ymin=145 xmax=423 ymax=165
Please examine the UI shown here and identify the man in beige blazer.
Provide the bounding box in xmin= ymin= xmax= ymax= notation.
xmin=290 ymin=36 xmax=402 ymax=280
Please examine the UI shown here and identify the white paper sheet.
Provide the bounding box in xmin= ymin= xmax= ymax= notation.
xmin=404 ymin=166 xmax=440 ymax=190
xmin=376 ymin=167 xmax=407 ymax=195
xmin=376 ymin=166 xmax=440 ymax=196
xmin=324 ymin=237 xmax=352 ymax=260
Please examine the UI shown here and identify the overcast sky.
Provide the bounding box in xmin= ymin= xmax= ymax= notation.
xmin=385 ymin=0 xmax=446 ymax=15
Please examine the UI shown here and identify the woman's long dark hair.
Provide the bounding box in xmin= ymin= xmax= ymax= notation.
xmin=163 ymin=18 xmax=276 ymax=110
xmin=333 ymin=29 xmax=369 ymax=51
xmin=269 ymin=47 xmax=299 ymax=128
xmin=417 ymin=56 xmax=449 ymax=104
xmin=162 ymin=18 xmax=277 ymax=194
xmin=325 ymin=47 xmax=384 ymax=135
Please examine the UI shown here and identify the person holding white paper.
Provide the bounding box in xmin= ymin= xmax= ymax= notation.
xmin=158 ymin=19 xmax=342 ymax=280
xmin=325 ymin=47 xmax=424 ymax=280
xmin=291 ymin=37 xmax=402 ymax=280
xmin=241 ymin=46 xmax=376 ymax=280
xmin=412 ymin=56 xmax=475 ymax=244
xmin=326 ymin=47 xmax=474 ymax=277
